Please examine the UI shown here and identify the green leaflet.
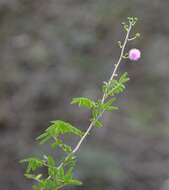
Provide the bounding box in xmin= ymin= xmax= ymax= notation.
xmin=62 ymin=155 xmax=77 ymax=169
xmin=71 ymin=97 xmax=96 ymax=109
xmin=103 ymin=72 xmax=130 ymax=97
xmin=119 ymin=72 xmax=130 ymax=83
xmin=35 ymin=132 xmax=51 ymax=144
xmin=24 ymin=174 xmax=42 ymax=182
xmin=91 ymin=98 xmax=118 ymax=128
xmin=58 ymin=142 xmax=72 ymax=153
xmin=64 ymin=178 xmax=82 ymax=186
xmin=32 ymin=178 xmax=61 ymax=190
xmin=20 ymin=157 xmax=44 ymax=174
xmin=46 ymin=155 xmax=58 ymax=177
xmin=51 ymin=139 xmax=72 ymax=153
xmin=91 ymin=119 xmax=103 ymax=128
xmin=36 ymin=120 xmax=83 ymax=144
xmin=102 ymin=98 xmax=119 ymax=112
xmin=103 ymin=80 xmax=124 ymax=96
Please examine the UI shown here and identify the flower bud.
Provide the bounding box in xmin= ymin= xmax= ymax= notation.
xmin=129 ymin=48 xmax=141 ymax=61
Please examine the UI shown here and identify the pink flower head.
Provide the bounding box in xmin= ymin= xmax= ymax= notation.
xmin=129 ymin=48 xmax=141 ymax=61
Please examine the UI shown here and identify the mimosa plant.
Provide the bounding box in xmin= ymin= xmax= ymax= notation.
xmin=21 ymin=17 xmax=141 ymax=190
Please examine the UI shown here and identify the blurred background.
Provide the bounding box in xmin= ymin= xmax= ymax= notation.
xmin=0 ymin=0 xmax=169 ymax=190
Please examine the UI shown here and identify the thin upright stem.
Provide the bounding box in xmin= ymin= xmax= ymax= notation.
xmin=58 ymin=21 xmax=133 ymax=169
xmin=72 ymin=23 xmax=132 ymax=154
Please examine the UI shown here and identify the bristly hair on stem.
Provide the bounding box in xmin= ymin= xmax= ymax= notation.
xmin=20 ymin=17 xmax=141 ymax=190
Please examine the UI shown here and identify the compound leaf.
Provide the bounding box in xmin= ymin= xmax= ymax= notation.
xmin=71 ymin=97 xmax=96 ymax=109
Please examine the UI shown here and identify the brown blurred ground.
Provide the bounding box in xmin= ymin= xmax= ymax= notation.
xmin=0 ymin=0 xmax=169 ymax=190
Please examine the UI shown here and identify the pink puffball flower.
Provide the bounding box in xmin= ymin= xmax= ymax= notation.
xmin=128 ymin=48 xmax=141 ymax=61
